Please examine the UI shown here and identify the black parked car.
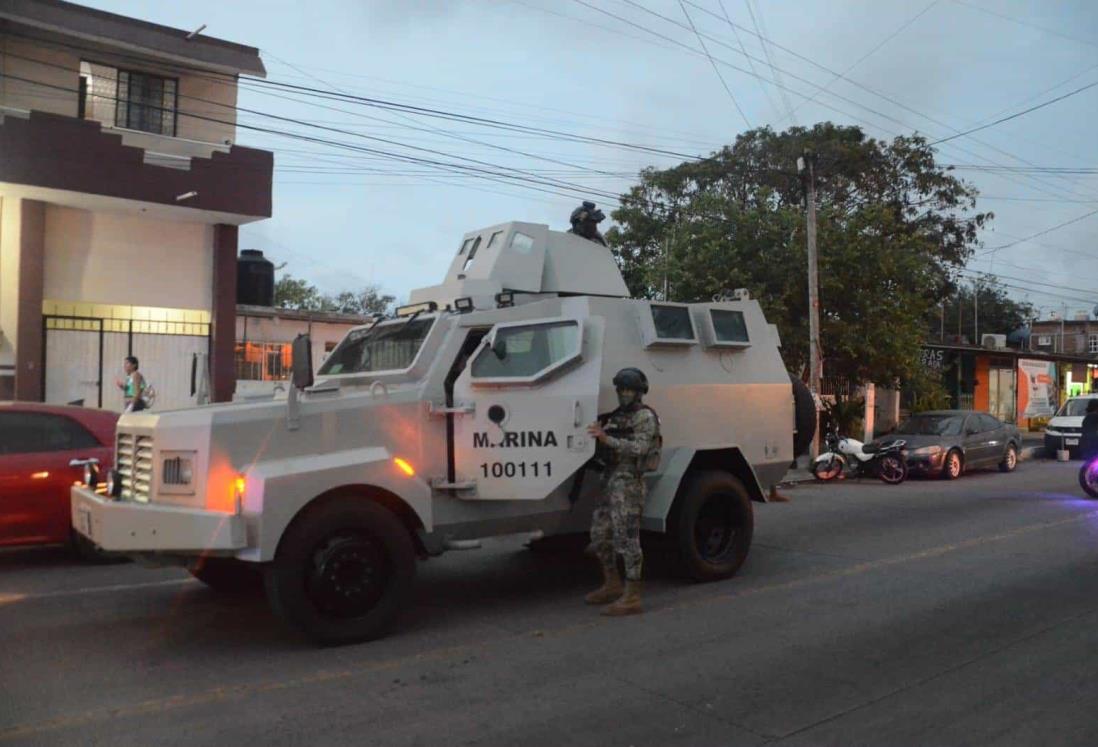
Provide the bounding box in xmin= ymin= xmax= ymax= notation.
xmin=875 ymin=410 xmax=1021 ymax=479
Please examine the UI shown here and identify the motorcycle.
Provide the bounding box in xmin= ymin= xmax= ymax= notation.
xmin=812 ymin=427 xmax=909 ymax=485
xmin=1080 ymin=456 xmax=1098 ymax=499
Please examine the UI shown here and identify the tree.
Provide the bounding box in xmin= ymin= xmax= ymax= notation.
xmin=274 ymin=273 xmax=395 ymax=316
xmin=932 ymin=274 xmax=1034 ymax=344
xmin=607 ymin=123 xmax=992 ymax=387
xmin=323 ymin=287 xmax=396 ymax=316
xmin=273 ymin=274 xmax=325 ymax=311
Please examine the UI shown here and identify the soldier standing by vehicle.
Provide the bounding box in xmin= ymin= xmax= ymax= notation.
xmin=585 ymin=368 xmax=661 ymax=616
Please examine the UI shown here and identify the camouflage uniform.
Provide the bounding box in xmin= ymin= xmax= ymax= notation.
xmin=590 ymin=406 xmax=659 ymax=581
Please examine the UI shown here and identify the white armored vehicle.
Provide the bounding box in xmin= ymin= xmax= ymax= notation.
xmin=72 ymin=219 xmax=814 ymax=644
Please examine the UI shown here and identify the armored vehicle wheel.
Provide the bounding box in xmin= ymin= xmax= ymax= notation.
xmin=674 ymin=471 xmax=753 ymax=581
xmin=189 ymin=557 xmax=262 ymax=593
xmin=265 ymin=499 xmax=416 ymax=645
xmin=791 ymin=374 xmax=817 ymax=458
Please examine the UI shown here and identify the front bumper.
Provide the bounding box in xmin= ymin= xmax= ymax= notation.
xmin=1045 ymin=434 xmax=1079 ymax=453
xmin=906 ymin=451 xmax=946 ymax=477
xmin=70 ymin=485 xmax=246 ymax=553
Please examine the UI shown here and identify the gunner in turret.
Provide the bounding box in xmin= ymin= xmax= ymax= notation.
xmin=567 ymin=201 xmax=608 ymax=246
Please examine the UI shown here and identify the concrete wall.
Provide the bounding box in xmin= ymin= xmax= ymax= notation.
xmin=236 ymin=315 xmax=359 ymax=369
xmin=0 ymin=33 xmax=239 ymax=150
xmin=42 ymin=205 xmax=213 ymax=310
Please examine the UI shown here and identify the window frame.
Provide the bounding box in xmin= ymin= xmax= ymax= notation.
xmin=114 ymin=66 xmax=179 ymax=137
xmin=317 ymin=316 xmax=438 ymax=378
xmin=1089 ymin=334 xmax=1098 ymax=354
xmin=701 ymin=306 xmax=752 ymax=349
xmin=469 ymin=317 xmax=584 ymax=386
xmin=636 ymin=302 xmax=697 ymax=348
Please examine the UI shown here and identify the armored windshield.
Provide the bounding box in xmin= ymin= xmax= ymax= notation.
xmin=318 ymin=317 xmax=435 ymax=375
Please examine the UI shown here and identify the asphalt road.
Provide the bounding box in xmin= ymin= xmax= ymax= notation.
xmin=1 ymin=460 xmax=1096 ymax=746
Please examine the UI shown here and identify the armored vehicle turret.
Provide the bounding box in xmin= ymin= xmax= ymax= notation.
xmin=72 ymin=217 xmax=814 ymax=644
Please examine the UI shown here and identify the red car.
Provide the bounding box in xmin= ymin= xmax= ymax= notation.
xmin=0 ymin=402 xmax=117 ymax=555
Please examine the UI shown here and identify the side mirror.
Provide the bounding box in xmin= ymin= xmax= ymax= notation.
xmin=292 ymin=334 xmax=314 ymax=390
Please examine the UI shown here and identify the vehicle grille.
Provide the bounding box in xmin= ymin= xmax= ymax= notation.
xmin=116 ymin=432 xmax=153 ymax=502
xmin=1055 ymin=426 xmax=1081 ymax=434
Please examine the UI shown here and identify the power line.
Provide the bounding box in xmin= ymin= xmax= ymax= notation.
xmin=929 ymin=80 xmax=1098 ymax=146
xmin=716 ymin=0 xmax=778 ymax=118
xmin=677 ymin=0 xmax=751 ymax=127
xmin=952 ymin=0 xmax=1098 ymax=51
xmin=742 ymin=0 xmax=796 ymax=123
xmin=782 ymin=0 xmax=940 ymax=123
xmin=604 ymin=0 xmax=1098 ymax=204
xmin=977 ymin=207 xmax=1098 ymax=256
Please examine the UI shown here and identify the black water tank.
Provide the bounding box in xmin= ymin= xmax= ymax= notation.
xmin=237 ymin=249 xmax=275 ymax=306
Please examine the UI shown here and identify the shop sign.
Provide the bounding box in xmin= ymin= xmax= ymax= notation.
xmin=1019 ymin=359 xmax=1056 ymax=417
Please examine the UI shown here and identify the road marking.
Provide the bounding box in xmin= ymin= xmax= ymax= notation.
xmin=3 ymin=508 xmax=1097 ymax=742
xmin=0 ymin=578 xmax=193 ymax=604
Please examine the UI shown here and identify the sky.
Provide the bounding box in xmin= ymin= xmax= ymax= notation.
xmin=79 ymin=0 xmax=1098 ymax=319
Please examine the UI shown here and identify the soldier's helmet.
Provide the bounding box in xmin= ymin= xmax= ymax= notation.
xmin=612 ymin=367 xmax=649 ymax=395
xmin=570 ymin=200 xmax=605 ymax=229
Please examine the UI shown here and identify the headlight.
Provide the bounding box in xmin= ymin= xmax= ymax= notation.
xmin=83 ymin=462 xmax=100 ymax=488
xmin=106 ymin=469 xmax=122 ymax=499
xmin=909 ymin=445 xmax=944 ymax=457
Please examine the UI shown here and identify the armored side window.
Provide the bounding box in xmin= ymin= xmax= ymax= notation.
xmin=462 ymin=236 xmax=483 ymax=272
xmin=458 ymin=237 xmax=475 ymax=255
xmin=510 ymin=232 xmax=535 ymax=254
xmin=709 ymin=309 xmax=750 ymax=346
xmin=651 ymin=305 xmax=695 ymax=341
xmin=637 ymin=302 xmax=696 ymax=348
xmin=486 ymin=230 xmax=504 ymax=248
xmin=471 ymin=320 xmax=581 ymax=383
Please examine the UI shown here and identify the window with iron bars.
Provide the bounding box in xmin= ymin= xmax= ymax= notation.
xmin=1090 ymin=334 xmax=1098 ymax=355
xmin=235 ymin=342 xmax=291 ymax=382
xmin=79 ymin=61 xmax=178 ymax=137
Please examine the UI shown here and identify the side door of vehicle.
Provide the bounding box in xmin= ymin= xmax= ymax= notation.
xmin=961 ymin=414 xmax=994 ymax=467
xmin=0 ymin=412 xmax=108 ymax=546
xmin=451 ymin=315 xmax=603 ymax=501
xmin=978 ymin=414 xmax=1010 ymax=464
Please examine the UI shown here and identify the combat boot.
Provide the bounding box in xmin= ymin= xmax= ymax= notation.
xmin=584 ymin=563 xmax=624 ymax=605
xmin=601 ymin=580 xmax=642 ymax=616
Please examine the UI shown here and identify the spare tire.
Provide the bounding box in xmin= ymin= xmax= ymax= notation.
xmin=791 ymin=373 xmax=817 ymax=458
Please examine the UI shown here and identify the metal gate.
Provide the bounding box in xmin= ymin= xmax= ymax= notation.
xmin=43 ymin=315 xmax=210 ymax=411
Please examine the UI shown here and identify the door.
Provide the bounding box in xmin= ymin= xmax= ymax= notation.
xmin=977 ymin=413 xmax=1009 ymax=464
xmin=0 ymin=412 xmax=110 ymax=546
xmin=987 ymin=365 xmax=1016 ymax=423
xmin=961 ymin=414 xmax=992 ymax=467
xmin=44 ymin=323 xmax=102 ymax=407
xmin=452 ymin=315 xmax=602 ymax=501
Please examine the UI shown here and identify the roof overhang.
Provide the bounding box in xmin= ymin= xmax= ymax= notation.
xmin=0 ymin=0 xmax=266 ymax=77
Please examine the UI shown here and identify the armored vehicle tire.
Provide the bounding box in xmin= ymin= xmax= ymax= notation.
xmin=189 ymin=557 xmax=263 ymax=593
xmin=791 ymin=374 xmax=817 ymax=458
xmin=675 ymin=471 xmax=754 ymax=582
xmin=265 ymin=499 xmax=416 ymax=646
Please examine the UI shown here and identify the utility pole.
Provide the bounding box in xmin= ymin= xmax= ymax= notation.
xmin=973 ymin=280 xmax=979 ymax=344
xmin=798 ymin=150 xmax=821 ymax=457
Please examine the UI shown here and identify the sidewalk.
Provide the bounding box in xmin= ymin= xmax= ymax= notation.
xmin=778 ymin=432 xmax=1048 ymax=486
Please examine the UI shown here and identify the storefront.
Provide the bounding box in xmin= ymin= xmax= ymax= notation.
xmin=920 ymin=344 xmax=1097 ymax=429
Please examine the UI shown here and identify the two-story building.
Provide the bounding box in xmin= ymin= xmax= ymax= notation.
xmin=0 ymin=0 xmax=272 ymax=410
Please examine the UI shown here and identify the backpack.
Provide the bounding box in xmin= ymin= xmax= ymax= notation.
xmin=141 ymin=380 xmax=157 ymax=408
